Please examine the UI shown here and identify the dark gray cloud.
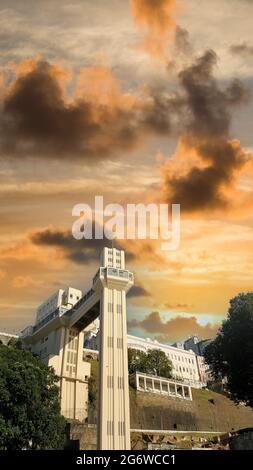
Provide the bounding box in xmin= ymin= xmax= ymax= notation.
xmin=163 ymin=50 xmax=250 ymax=211
xmin=0 ymin=61 xmax=144 ymax=160
xmin=0 ymin=59 xmax=181 ymax=161
xmin=30 ymin=226 xmax=108 ymax=264
xmin=29 ymin=225 xmax=140 ymax=265
xmin=127 ymin=282 xmax=150 ymax=298
xmin=174 ymin=26 xmax=193 ymax=56
xmin=230 ymin=42 xmax=253 ymax=57
xmin=164 ymin=302 xmax=191 ymax=309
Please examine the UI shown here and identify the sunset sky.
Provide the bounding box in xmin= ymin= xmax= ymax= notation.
xmin=0 ymin=0 xmax=253 ymax=342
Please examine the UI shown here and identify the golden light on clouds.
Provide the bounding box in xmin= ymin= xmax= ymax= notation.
xmin=130 ymin=0 xmax=178 ymax=60
xmin=12 ymin=276 xmax=33 ymax=289
xmin=0 ymin=0 xmax=253 ymax=339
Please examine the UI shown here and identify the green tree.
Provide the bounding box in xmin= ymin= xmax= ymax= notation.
xmin=128 ymin=348 xmax=149 ymax=375
xmin=145 ymin=349 xmax=172 ymax=378
xmin=7 ymin=337 xmax=23 ymax=349
xmin=204 ymin=293 xmax=253 ymax=408
xmin=0 ymin=343 xmax=66 ymax=450
xmin=128 ymin=348 xmax=172 ymax=378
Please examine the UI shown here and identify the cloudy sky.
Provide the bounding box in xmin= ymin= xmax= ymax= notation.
xmin=0 ymin=0 xmax=253 ymax=342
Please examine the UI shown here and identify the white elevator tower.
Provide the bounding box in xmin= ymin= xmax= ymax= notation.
xmin=21 ymin=247 xmax=134 ymax=450
xmin=96 ymin=247 xmax=133 ymax=450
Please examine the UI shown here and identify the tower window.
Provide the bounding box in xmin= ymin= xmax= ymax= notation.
xmin=117 ymin=338 xmax=123 ymax=349
xmin=107 ymin=420 xmax=114 ymax=435
xmin=117 ymin=304 xmax=122 ymax=314
xmin=108 ymin=303 xmax=113 ymax=313
xmin=118 ymin=376 xmax=124 ymax=389
xmin=118 ymin=421 xmax=125 ymax=436
xmin=107 ymin=375 xmax=113 ymax=388
xmin=107 ymin=336 xmax=113 ymax=347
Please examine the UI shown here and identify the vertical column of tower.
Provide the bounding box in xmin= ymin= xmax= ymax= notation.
xmin=98 ymin=248 xmax=132 ymax=450
xmin=120 ymin=288 xmax=131 ymax=447
xmin=98 ymin=284 xmax=112 ymax=448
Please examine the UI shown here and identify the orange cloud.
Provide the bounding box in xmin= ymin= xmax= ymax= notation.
xmin=0 ymin=241 xmax=36 ymax=259
xmin=130 ymin=0 xmax=178 ymax=60
xmin=75 ymin=66 xmax=136 ymax=110
xmin=12 ymin=275 xmax=33 ymax=288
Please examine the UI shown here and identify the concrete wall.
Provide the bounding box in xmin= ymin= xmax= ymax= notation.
xmin=67 ymin=386 xmax=253 ymax=450
xmin=129 ymin=388 xmax=253 ymax=433
xmin=88 ymin=386 xmax=253 ymax=437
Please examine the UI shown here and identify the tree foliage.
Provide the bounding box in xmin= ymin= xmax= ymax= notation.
xmin=0 ymin=343 xmax=66 ymax=449
xmin=7 ymin=337 xmax=23 ymax=349
xmin=204 ymin=293 xmax=253 ymax=408
xmin=128 ymin=348 xmax=172 ymax=378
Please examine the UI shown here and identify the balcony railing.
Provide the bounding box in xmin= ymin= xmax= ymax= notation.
xmin=33 ymin=306 xmax=68 ymax=333
xmin=93 ymin=267 xmax=133 ymax=284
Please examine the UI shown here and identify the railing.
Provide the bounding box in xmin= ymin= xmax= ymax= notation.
xmin=92 ymin=267 xmax=106 ymax=285
xmin=132 ymin=372 xmax=192 ymax=401
xmin=20 ymin=325 xmax=34 ymax=337
xmin=33 ymin=306 xmax=67 ymax=333
xmin=131 ymin=371 xmax=181 ymax=384
xmin=93 ymin=267 xmax=133 ymax=284
xmin=107 ymin=267 xmax=133 ymax=280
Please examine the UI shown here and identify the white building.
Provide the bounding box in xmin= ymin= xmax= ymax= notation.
xmin=85 ymin=330 xmax=207 ymax=389
xmin=127 ymin=335 xmax=205 ymax=388
xmin=21 ymin=285 xmax=91 ymax=422
xmin=36 ymin=287 xmax=82 ymax=324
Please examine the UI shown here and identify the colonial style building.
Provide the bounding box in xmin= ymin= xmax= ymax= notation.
xmin=85 ymin=331 xmax=208 ymax=388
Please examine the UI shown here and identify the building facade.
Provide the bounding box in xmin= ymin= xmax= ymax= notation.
xmin=22 ymin=287 xmax=91 ymax=422
xmin=127 ymin=335 xmax=205 ymax=388
xmin=85 ymin=331 xmax=207 ymax=388
xmin=183 ymin=336 xmax=212 ymax=356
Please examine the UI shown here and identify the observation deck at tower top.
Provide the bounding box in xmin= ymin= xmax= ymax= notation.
xmin=21 ymin=265 xmax=134 ymax=341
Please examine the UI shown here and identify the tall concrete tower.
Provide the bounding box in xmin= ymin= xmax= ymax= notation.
xmin=96 ymin=247 xmax=133 ymax=450
xmin=21 ymin=246 xmax=134 ymax=450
